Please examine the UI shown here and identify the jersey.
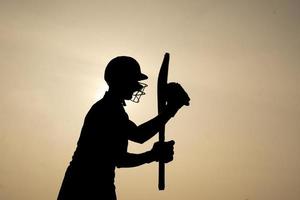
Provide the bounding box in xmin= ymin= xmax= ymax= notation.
xmin=58 ymin=91 xmax=137 ymax=200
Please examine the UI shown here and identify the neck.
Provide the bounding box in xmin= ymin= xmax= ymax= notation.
xmin=107 ymin=88 xmax=126 ymax=105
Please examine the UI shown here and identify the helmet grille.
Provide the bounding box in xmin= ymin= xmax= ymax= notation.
xmin=131 ymin=82 xmax=148 ymax=103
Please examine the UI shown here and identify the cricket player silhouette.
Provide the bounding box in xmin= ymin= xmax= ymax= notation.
xmin=58 ymin=56 xmax=190 ymax=200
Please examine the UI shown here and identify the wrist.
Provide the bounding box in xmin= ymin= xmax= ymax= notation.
xmin=145 ymin=150 xmax=156 ymax=163
xmin=165 ymin=105 xmax=179 ymax=118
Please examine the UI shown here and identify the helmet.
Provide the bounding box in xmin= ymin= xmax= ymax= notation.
xmin=104 ymin=56 xmax=148 ymax=85
xmin=104 ymin=56 xmax=148 ymax=103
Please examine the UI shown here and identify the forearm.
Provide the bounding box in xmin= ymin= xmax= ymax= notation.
xmin=115 ymin=151 xmax=155 ymax=168
xmin=134 ymin=110 xmax=175 ymax=143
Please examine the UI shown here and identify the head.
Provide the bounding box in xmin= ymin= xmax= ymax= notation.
xmin=104 ymin=56 xmax=148 ymax=102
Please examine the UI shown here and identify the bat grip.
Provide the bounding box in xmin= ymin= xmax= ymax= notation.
xmin=159 ymin=161 xmax=165 ymax=190
xmin=158 ymin=128 xmax=165 ymax=190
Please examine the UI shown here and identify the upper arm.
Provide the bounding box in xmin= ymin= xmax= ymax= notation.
xmin=127 ymin=120 xmax=144 ymax=144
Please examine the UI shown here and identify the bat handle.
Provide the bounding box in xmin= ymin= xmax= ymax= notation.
xmin=159 ymin=161 xmax=165 ymax=190
xmin=159 ymin=131 xmax=165 ymax=190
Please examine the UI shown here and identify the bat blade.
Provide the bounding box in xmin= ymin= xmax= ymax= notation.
xmin=157 ymin=53 xmax=169 ymax=190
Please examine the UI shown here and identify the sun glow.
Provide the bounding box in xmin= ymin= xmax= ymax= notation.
xmin=94 ymin=83 xmax=108 ymax=101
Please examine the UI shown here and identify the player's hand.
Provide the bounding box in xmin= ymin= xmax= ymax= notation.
xmin=165 ymin=82 xmax=190 ymax=116
xmin=151 ymin=140 xmax=175 ymax=163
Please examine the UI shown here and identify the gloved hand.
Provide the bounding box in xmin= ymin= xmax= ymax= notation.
xmin=165 ymin=82 xmax=190 ymax=117
xmin=151 ymin=140 xmax=175 ymax=163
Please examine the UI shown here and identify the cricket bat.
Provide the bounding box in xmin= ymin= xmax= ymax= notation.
xmin=157 ymin=53 xmax=169 ymax=190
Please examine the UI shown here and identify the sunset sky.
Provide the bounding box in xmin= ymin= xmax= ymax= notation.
xmin=0 ymin=0 xmax=299 ymax=199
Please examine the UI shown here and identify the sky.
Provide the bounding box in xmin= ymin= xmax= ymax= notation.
xmin=0 ymin=0 xmax=299 ymax=199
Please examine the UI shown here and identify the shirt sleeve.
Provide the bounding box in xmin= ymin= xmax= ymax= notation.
xmin=127 ymin=120 xmax=140 ymax=142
